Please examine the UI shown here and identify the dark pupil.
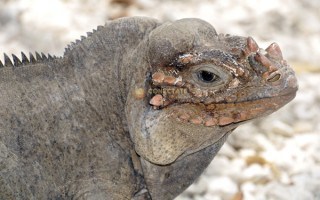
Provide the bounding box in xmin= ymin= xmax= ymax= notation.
xmin=198 ymin=70 xmax=217 ymax=83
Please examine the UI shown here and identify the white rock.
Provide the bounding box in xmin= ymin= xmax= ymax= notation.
xmin=265 ymin=182 xmax=314 ymax=200
xmin=202 ymin=194 xmax=222 ymax=200
xmin=241 ymin=164 xmax=272 ymax=182
xmin=241 ymin=182 xmax=268 ymax=200
xmin=207 ymin=176 xmax=238 ymax=199
xmin=241 ymin=182 xmax=256 ymax=193
xmin=253 ymin=133 xmax=276 ymax=151
xmin=239 ymin=148 xmax=256 ymax=158
xmin=270 ymin=120 xmax=294 ymax=137
xmin=293 ymin=121 xmax=314 ymax=133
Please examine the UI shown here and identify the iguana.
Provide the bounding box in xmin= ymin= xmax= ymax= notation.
xmin=0 ymin=17 xmax=297 ymax=200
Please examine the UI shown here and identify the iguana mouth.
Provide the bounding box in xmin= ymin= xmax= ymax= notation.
xmin=157 ymin=91 xmax=296 ymax=127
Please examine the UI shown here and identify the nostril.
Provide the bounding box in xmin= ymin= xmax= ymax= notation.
xmin=267 ymin=73 xmax=281 ymax=82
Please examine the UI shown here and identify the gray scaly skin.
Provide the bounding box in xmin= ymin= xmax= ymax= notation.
xmin=0 ymin=17 xmax=297 ymax=199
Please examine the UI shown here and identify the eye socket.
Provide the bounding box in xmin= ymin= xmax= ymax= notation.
xmin=197 ymin=70 xmax=219 ymax=83
xmin=191 ymin=64 xmax=229 ymax=88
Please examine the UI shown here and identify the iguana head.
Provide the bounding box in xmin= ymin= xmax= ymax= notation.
xmin=127 ymin=18 xmax=298 ymax=165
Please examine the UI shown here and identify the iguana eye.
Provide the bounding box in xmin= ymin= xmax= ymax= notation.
xmin=191 ymin=64 xmax=229 ymax=88
xmin=197 ymin=70 xmax=219 ymax=83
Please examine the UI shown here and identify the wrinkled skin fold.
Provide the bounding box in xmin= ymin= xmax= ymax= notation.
xmin=0 ymin=17 xmax=297 ymax=199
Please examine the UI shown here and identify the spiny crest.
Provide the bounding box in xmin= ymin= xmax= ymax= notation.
xmin=64 ymin=25 xmax=105 ymax=54
xmin=0 ymin=52 xmax=57 ymax=68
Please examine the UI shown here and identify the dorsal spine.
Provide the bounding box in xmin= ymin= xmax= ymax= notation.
xmin=0 ymin=52 xmax=57 ymax=68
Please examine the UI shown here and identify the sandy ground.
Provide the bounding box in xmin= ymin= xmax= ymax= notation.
xmin=0 ymin=0 xmax=319 ymax=199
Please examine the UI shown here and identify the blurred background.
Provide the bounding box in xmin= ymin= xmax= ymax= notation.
xmin=0 ymin=0 xmax=319 ymax=199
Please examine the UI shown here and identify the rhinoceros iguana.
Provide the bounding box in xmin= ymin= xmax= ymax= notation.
xmin=0 ymin=17 xmax=297 ymax=200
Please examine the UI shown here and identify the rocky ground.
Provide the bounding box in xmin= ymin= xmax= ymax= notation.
xmin=0 ymin=0 xmax=319 ymax=199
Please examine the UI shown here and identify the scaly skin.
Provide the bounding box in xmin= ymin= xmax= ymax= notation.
xmin=0 ymin=17 xmax=297 ymax=199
